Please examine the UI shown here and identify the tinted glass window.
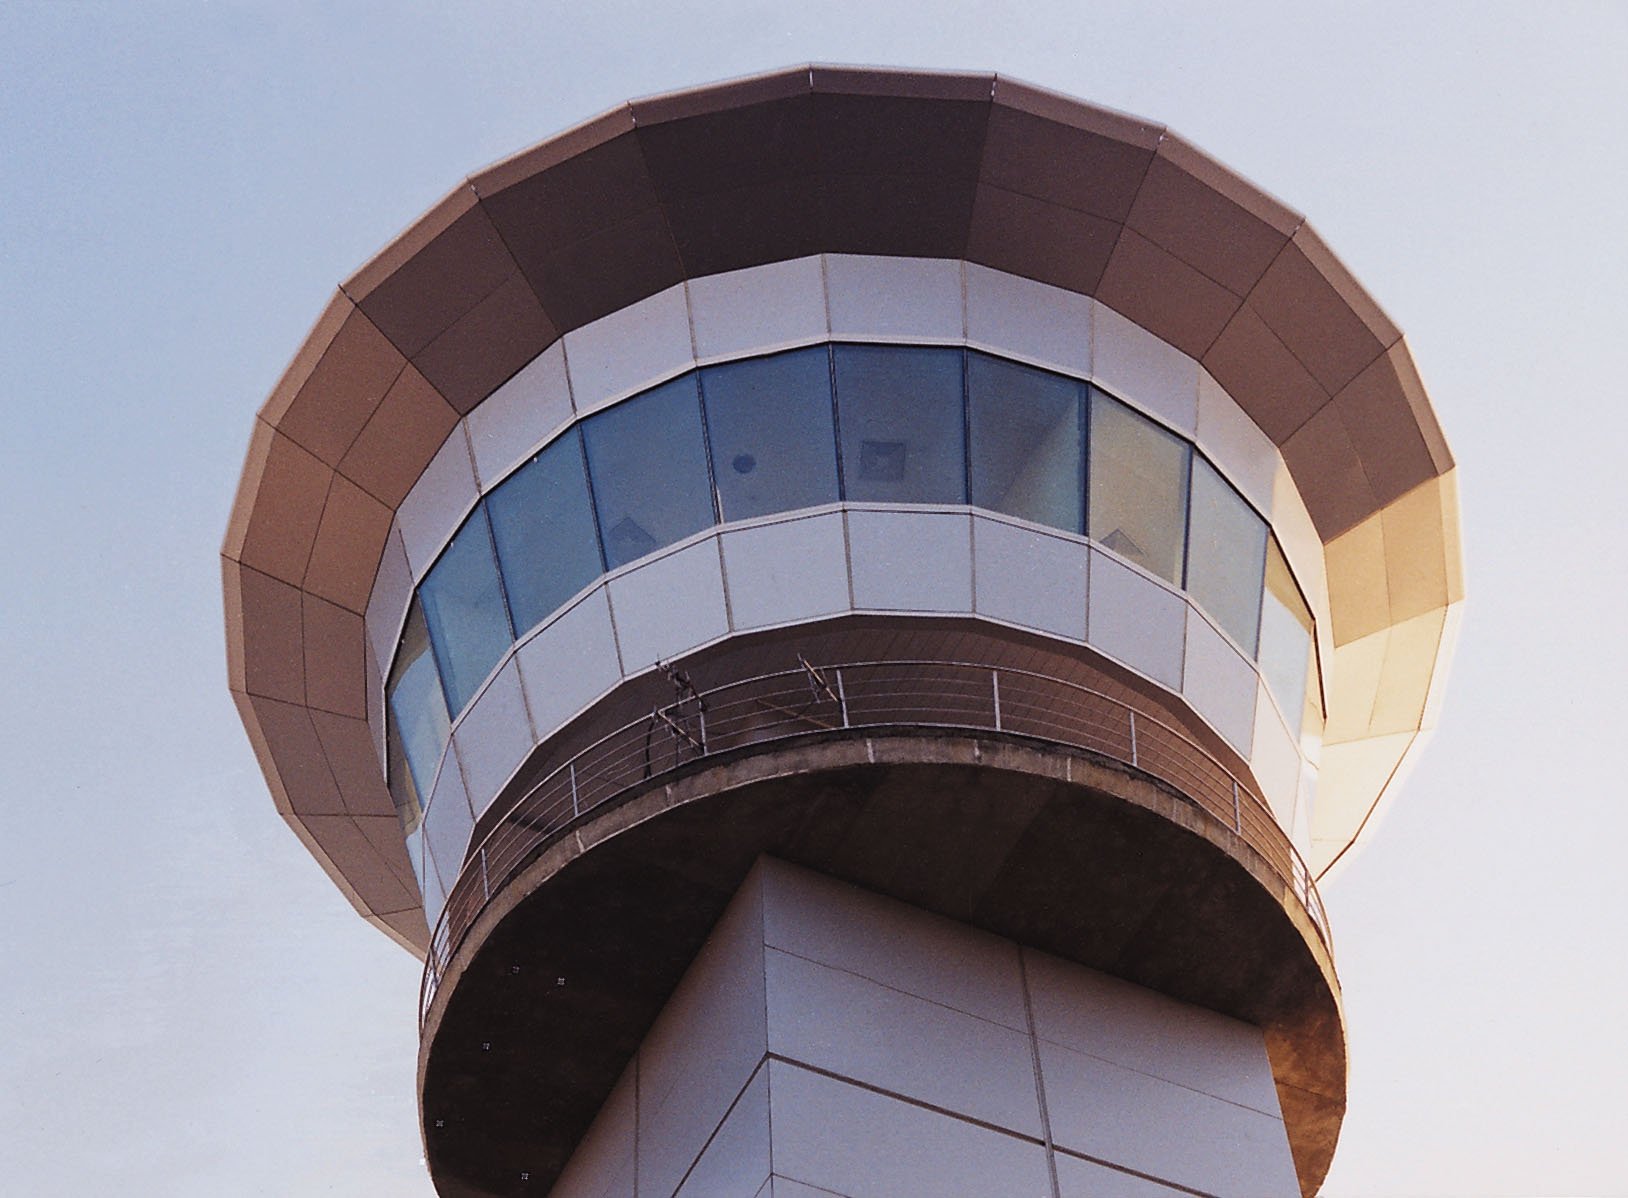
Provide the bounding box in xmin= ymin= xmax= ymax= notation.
xmin=386 ymin=597 xmax=451 ymax=806
xmin=420 ymin=509 xmax=514 ymax=714
xmin=1186 ymin=457 xmax=1268 ymax=653
xmin=1259 ymin=536 xmax=1314 ymax=735
xmin=486 ymin=432 xmax=603 ymax=635
xmin=834 ymin=345 xmax=966 ymax=504
xmin=1089 ymin=391 xmax=1189 ymax=584
xmin=967 ymin=351 xmax=1084 ymax=533
xmin=702 ymin=347 xmax=840 ymax=521
xmin=583 ymin=375 xmax=715 ymax=569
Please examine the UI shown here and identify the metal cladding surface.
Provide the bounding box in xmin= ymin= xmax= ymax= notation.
xmin=224 ymin=65 xmax=1462 ymax=947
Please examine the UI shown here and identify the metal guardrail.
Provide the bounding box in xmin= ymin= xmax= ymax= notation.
xmin=419 ymin=660 xmax=1330 ymax=1025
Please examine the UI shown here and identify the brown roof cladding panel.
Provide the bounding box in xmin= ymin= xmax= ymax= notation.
xmin=1202 ymin=304 xmax=1330 ymax=443
xmin=660 ymin=180 xmax=826 ymax=279
xmin=629 ymin=65 xmax=811 ymax=126
xmin=229 ymin=559 xmax=307 ymax=705
xmin=476 ymin=128 xmax=685 ymax=330
xmin=514 ymin=206 xmax=687 ymax=332
xmin=302 ymin=474 xmax=393 ymax=615
xmin=302 ymin=594 xmax=368 ymax=721
xmin=819 ymin=171 xmax=980 ymax=259
xmin=809 ymin=92 xmax=990 ymax=179
xmin=981 ymin=88 xmax=1160 ymax=222
xmin=345 ymin=186 xmax=527 ymax=362
xmin=636 ymin=92 xmax=822 ymax=200
xmin=965 ymin=184 xmax=1122 ymax=295
xmin=810 ymin=64 xmax=994 ymax=101
xmin=263 ymin=299 xmax=406 ymax=469
xmin=1097 ymin=228 xmax=1245 ymax=360
xmin=309 ymin=709 xmax=395 ymax=819
xmin=1332 ymin=341 xmax=1452 ymax=507
xmin=635 ymin=91 xmax=826 ymax=276
xmin=336 ymin=365 xmax=461 ymax=508
xmin=1249 ymin=224 xmax=1398 ymax=397
xmin=1126 ymin=135 xmax=1299 ymax=299
xmin=1281 ymin=403 xmax=1379 ymax=541
xmin=409 ymin=274 xmax=557 ymax=414
xmin=235 ymin=428 xmax=333 ymax=587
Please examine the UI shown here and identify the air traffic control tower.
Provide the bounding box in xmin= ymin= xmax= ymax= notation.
xmin=225 ymin=67 xmax=1461 ymax=1198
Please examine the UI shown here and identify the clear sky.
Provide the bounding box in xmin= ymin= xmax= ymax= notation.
xmin=2 ymin=2 xmax=1625 ymax=1195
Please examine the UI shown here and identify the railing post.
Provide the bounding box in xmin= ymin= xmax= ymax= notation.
xmin=1232 ymin=777 xmax=1241 ymax=833
xmin=991 ymin=669 xmax=1002 ymax=732
xmin=697 ymin=703 xmax=707 ymax=755
xmin=569 ymin=760 xmax=579 ymax=818
xmin=836 ymin=668 xmax=850 ymax=728
xmin=480 ymin=848 xmax=490 ymax=902
xmin=1128 ymin=709 xmax=1138 ymax=767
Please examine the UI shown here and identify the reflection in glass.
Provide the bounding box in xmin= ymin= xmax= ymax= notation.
xmin=834 ymin=345 xmax=966 ymax=504
xmin=1259 ymin=536 xmax=1314 ymax=734
xmin=583 ymin=376 xmax=716 ymax=569
xmin=486 ymin=432 xmax=603 ymax=636
xmin=423 ymin=782 xmax=474 ymax=895
xmin=1089 ymin=391 xmax=1190 ymax=584
xmin=420 ymin=509 xmax=514 ymax=714
xmin=1186 ymin=458 xmax=1268 ymax=653
xmin=387 ymin=597 xmax=451 ymax=808
xmin=702 ymin=348 xmax=840 ymax=521
xmin=967 ymin=351 xmax=1084 ymax=533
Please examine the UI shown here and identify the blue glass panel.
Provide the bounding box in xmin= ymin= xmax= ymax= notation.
xmin=967 ymin=351 xmax=1084 ymax=533
xmin=486 ymin=432 xmax=604 ymax=636
xmin=583 ymin=375 xmax=716 ymax=570
xmin=420 ymin=509 xmax=514 ymax=715
xmin=1259 ymin=536 xmax=1314 ymax=735
xmin=1186 ymin=457 xmax=1268 ymax=654
xmin=1089 ymin=390 xmax=1190 ymax=585
xmin=833 ymin=345 xmax=966 ymax=504
xmin=386 ymin=596 xmax=451 ymax=807
xmin=701 ymin=347 xmax=840 ymax=521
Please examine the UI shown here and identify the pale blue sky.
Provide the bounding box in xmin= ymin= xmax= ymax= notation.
xmin=2 ymin=2 xmax=1624 ymax=1194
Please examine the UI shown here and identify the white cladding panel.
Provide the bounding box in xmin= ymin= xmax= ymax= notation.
xmin=566 ymin=283 xmax=696 ymax=416
xmin=965 ymin=262 xmax=1092 ymax=377
xmin=1182 ymin=609 xmax=1260 ymax=753
xmin=449 ymin=658 xmax=534 ymax=804
xmin=397 ymin=426 xmax=479 ymax=578
xmin=824 ymin=254 xmax=964 ymax=342
xmin=973 ymin=515 xmax=1089 ymax=642
xmin=1024 ymin=948 xmax=1281 ymax=1115
xmin=1055 ymin=1154 xmax=1190 ymax=1197
xmin=1088 ymin=549 xmax=1187 ymax=690
xmin=688 ymin=256 xmax=829 ymax=361
xmin=1040 ymin=1039 xmax=1299 ymax=1198
xmin=607 ymin=536 xmax=730 ymax=673
xmin=551 ymin=861 xmax=1299 ymax=1198
xmin=514 ymin=588 xmax=622 ymax=737
xmin=847 ymin=509 xmax=973 ymax=613
xmin=422 ymin=752 xmax=473 ymax=907
xmin=365 ymin=524 xmax=412 ymax=669
xmin=758 ymin=858 xmax=1028 ymax=1031
xmin=1252 ymin=683 xmax=1304 ymax=828
xmin=1091 ymin=303 xmax=1199 ymax=435
xmin=765 ymin=947 xmax=1043 ymax=1136
xmin=635 ymin=871 xmax=768 ymax=1198
xmin=1196 ymin=367 xmax=1276 ymax=516
xmin=467 ymin=340 xmax=574 ymax=487
xmin=673 ymin=1067 xmax=770 ymax=1198
xmin=721 ymin=513 xmax=851 ymax=631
